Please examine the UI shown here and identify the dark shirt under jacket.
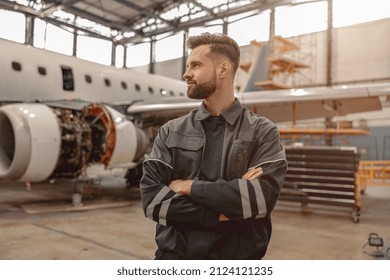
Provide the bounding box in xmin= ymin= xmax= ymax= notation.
xmin=199 ymin=115 xmax=225 ymax=182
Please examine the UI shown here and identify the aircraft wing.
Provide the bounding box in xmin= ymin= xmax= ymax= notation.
xmin=127 ymin=82 xmax=390 ymax=123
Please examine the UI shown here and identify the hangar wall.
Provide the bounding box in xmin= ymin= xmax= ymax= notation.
xmin=333 ymin=18 xmax=390 ymax=83
xmin=154 ymin=58 xmax=184 ymax=80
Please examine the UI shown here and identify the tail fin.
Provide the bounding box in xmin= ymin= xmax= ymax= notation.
xmin=239 ymin=42 xmax=269 ymax=92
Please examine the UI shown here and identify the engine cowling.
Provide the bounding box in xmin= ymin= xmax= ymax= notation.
xmin=0 ymin=104 xmax=61 ymax=182
xmin=0 ymin=103 xmax=148 ymax=182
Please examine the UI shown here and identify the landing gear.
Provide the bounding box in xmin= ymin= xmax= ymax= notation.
xmin=71 ymin=177 xmax=101 ymax=207
xmin=352 ymin=206 xmax=360 ymax=223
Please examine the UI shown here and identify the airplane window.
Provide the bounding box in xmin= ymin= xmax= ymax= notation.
xmin=135 ymin=84 xmax=141 ymax=92
xmin=38 ymin=67 xmax=47 ymax=76
xmin=104 ymin=78 xmax=111 ymax=87
xmin=121 ymin=81 xmax=127 ymax=90
xmin=160 ymin=89 xmax=167 ymax=96
xmin=61 ymin=66 xmax=74 ymax=91
xmin=11 ymin=62 xmax=22 ymax=71
xmin=170 ymin=90 xmax=174 ymax=96
xmin=180 ymin=92 xmax=184 ymax=96
xmin=148 ymin=86 xmax=154 ymax=94
xmin=85 ymin=75 xmax=92 ymax=83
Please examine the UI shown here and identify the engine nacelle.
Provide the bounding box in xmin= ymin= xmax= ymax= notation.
xmin=0 ymin=104 xmax=61 ymax=182
xmin=0 ymin=103 xmax=148 ymax=182
xmin=104 ymin=105 xmax=149 ymax=168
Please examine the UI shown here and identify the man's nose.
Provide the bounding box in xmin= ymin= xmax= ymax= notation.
xmin=183 ymin=68 xmax=191 ymax=81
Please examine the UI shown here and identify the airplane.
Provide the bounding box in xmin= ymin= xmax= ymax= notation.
xmin=1 ymin=38 xmax=390 ymax=186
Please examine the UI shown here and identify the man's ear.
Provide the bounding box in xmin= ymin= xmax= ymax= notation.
xmin=218 ymin=60 xmax=232 ymax=78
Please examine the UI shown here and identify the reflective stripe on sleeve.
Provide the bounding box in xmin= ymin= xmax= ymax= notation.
xmin=158 ymin=193 xmax=179 ymax=226
xmin=251 ymin=179 xmax=267 ymax=218
xmin=146 ymin=187 xmax=170 ymax=220
xmin=238 ymin=179 xmax=267 ymax=219
xmin=238 ymin=179 xmax=251 ymax=219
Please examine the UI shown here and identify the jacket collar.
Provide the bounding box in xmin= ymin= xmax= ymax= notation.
xmin=195 ymin=98 xmax=242 ymax=126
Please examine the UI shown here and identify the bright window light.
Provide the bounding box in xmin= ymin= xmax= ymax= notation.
xmin=126 ymin=42 xmax=151 ymax=67
xmin=155 ymin=33 xmax=183 ymax=62
xmin=333 ymin=0 xmax=390 ymax=28
xmin=228 ymin=11 xmax=270 ymax=46
xmin=34 ymin=19 xmax=73 ymax=55
xmin=275 ymin=1 xmax=328 ymax=37
xmin=44 ymin=23 xmax=73 ymax=56
xmin=77 ymin=36 xmax=112 ymax=65
xmin=0 ymin=10 xmax=25 ymax=43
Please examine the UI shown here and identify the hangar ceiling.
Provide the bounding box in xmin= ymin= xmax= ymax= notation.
xmin=0 ymin=0 xmax=322 ymax=44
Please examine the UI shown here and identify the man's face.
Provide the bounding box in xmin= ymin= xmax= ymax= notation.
xmin=183 ymin=45 xmax=217 ymax=99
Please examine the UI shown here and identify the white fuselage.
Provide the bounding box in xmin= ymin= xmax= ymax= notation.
xmin=0 ymin=38 xmax=187 ymax=104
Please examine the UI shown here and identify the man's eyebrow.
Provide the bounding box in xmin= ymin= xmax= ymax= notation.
xmin=187 ymin=60 xmax=202 ymax=66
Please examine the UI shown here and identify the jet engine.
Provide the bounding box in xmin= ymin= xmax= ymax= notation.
xmin=0 ymin=103 xmax=148 ymax=182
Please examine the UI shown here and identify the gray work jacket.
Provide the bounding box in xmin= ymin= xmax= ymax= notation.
xmin=140 ymin=99 xmax=287 ymax=259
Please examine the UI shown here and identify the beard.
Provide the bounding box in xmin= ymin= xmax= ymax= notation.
xmin=187 ymin=75 xmax=217 ymax=100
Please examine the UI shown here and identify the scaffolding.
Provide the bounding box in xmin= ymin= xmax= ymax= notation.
xmin=253 ymin=35 xmax=316 ymax=90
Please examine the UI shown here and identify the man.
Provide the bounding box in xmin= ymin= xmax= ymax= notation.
xmin=140 ymin=33 xmax=287 ymax=260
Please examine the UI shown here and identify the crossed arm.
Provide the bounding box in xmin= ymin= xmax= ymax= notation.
xmin=169 ymin=167 xmax=264 ymax=221
xmin=169 ymin=166 xmax=264 ymax=195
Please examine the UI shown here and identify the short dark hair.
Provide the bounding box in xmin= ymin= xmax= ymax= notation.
xmin=187 ymin=33 xmax=240 ymax=76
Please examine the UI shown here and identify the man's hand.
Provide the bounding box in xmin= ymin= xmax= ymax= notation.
xmin=169 ymin=179 xmax=193 ymax=196
xmin=219 ymin=214 xmax=229 ymax=221
xmin=242 ymin=167 xmax=263 ymax=180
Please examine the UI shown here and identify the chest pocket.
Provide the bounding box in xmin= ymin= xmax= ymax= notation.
xmin=228 ymin=140 xmax=257 ymax=180
xmin=166 ymin=133 xmax=204 ymax=179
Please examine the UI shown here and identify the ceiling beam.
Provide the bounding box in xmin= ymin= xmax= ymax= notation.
xmin=0 ymin=0 xmax=40 ymax=17
xmin=112 ymin=0 xmax=174 ymax=26
xmin=122 ymin=0 xmax=324 ymax=44
xmin=0 ymin=0 xmax=325 ymax=45
xmin=41 ymin=0 xmax=83 ymax=16
xmin=122 ymin=1 xmax=263 ymax=44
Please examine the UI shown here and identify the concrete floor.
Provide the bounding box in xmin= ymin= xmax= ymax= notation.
xmin=0 ymin=179 xmax=389 ymax=260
